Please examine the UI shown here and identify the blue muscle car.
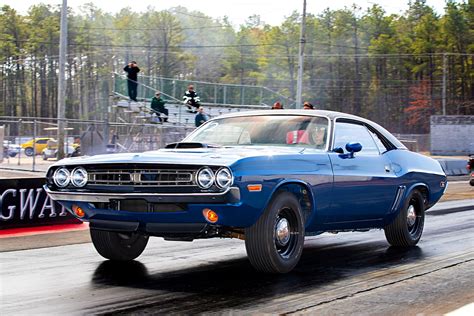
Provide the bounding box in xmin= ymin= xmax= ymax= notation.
xmin=45 ymin=110 xmax=447 ymax=273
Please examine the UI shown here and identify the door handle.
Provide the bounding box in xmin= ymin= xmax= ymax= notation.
xmin=384 ymin=165 xmax=391 ymax=173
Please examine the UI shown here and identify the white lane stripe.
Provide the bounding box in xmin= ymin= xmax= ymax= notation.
xmin=446 ymin=303 xmax=474 ymax=316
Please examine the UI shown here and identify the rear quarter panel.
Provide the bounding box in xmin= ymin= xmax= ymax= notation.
xmin=385 ymin=150 xmax=446 ymax=212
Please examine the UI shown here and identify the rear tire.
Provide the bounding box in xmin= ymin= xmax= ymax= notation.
xmin=384 ymin=189 xmax=425 ymax=247
xmin=90 ymin=229 xmax=149 ymax=261
xmin=245 ymin=191 xmax=305 ymax=273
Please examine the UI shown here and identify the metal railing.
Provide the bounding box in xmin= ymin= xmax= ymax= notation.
xmin=112 ymin=73 xmax=272 ymax=127
xmin=113 ymin=73 xmax=293 ymax=107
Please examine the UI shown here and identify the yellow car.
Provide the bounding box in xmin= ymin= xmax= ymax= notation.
xmin=21 ymin=137 xmax=52 ymax=156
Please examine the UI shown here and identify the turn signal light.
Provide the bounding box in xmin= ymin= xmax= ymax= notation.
xmin=247 ymin=184 xmax=262 ymax=192
xmin=72 ymin=205 xmax=85 ymax=218
xmin=203 ymin=208 xmax=218 ymax=223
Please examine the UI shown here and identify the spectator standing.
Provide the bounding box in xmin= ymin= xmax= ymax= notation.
xmin=110 ymin=130 xmax=119 ymax=146
xmin=150 ymin=91 xmax=169 ymax=122
xmin=195 ymin=106 xmax=209 ymax=127
xmin=272 ymin=101 xmax=283 ymax=109
xmin=303 ymin=102 xmax=314 ymax=110
xmin=183 ymin=84 xmax=201 ymax=112
xmin=123 ymin=61 xmax=140 ymax=101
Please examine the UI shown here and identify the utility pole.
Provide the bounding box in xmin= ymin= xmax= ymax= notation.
xmin=57 ymin=0 xmax=67 ymax=159
xmin=442 ymin=53 xmax=447 ymax=116
xmin=296 ymin=0 xmax=307 ymax=109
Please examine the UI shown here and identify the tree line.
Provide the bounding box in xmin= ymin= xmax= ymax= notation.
xmin=0 ymin=0 xmax=472 ymax=134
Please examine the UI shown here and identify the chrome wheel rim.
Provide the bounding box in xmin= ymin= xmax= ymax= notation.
xmin=274 ymin=207 xmax=299 ymax=259
xmin=275 ymin=218 xmax=290 ymax=247
xmin=406 ymin=198 xmax=422 ymax=236
xmin=407 ymin=205 xmax=416 ymax=227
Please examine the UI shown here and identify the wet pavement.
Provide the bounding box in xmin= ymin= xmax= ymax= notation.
xmin=1 ymin=207 xmax=473 ymax=315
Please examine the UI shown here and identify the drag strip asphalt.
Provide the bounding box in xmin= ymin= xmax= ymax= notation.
xmin=1 ymin=207 xmax=473 ymax=315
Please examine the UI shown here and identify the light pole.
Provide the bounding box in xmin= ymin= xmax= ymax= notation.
xmin=57 ymin=0 xmax=67 ymax=159
xmin=296 ymin=0 xmax=307 ymax=109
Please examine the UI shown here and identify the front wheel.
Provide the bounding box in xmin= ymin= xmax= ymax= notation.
xmin=384 ymin=189 xmax=425 ymax=247
xmin=90 ymin=229 xmax=149 ymax=261
xmin=24 ymin=147 xmax=34 ymax=156
xmin=245 ymin=192 xmax=305 ymax=273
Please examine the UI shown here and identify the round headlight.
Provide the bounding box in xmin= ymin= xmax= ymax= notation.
xmin=197 ymin=167 xmax=214 ymax=189
xmin=71 ymin=167 xmax=88 ymax=187
xmin=216 ymin=168 xmax=233 ymax=189
xmin=53 ymin=168 xmax=70 ymax=188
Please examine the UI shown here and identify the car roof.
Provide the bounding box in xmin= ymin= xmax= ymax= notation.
xmin=217 ymin=109 xmax=364 ymax=121
xmin=212 ymin=109 xmax=407 ymax=149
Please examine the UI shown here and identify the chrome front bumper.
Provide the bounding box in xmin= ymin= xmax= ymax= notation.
xmin=44 ymin=185 xmax=241 ymax=204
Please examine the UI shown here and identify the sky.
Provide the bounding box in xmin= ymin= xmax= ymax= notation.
xmin=2 ymin=0 xmax=458 ymax=26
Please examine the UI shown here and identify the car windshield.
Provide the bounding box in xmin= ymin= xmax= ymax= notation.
xmin=185 ymin=115 xmax=329 ymax=149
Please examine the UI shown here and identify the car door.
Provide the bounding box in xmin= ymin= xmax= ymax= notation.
xmin=325 ymin=120 xmax=398 ymax=226
xmin=35 ymin=139 xmax=49 ymax=152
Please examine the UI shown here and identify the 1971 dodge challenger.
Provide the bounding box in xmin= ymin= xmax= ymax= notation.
xmin=45 ymin=110 xmax=447 ymax=273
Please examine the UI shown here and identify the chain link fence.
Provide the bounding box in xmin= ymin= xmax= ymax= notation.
xmin=0 ymin=117 xmax=192 ymax=172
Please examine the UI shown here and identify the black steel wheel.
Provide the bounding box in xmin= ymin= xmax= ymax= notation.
xmin=384 ymin=189 xmax=425 ymax=247
xmin=90 ymin=229 xmax=149 ymax=261
xmin=245 ymin=191 xmax=305 ymax=273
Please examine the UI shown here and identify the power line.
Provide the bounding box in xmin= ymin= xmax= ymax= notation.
xmin=168 ymin=9 xmax=217 ymax=20
xmin=2 ymin=38 xmax=472 ymax=57
xmin=70 ymin=25 xmax=229 ymax=31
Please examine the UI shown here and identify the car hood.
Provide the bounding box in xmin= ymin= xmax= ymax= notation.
xmin=52 ymin=146 xmax=310 ymax=167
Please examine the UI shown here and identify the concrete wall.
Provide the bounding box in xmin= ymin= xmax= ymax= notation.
xmin=430 ymin=115 xmax=474 ymax=155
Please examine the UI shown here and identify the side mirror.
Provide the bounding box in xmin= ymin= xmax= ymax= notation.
xmin=345 ymin=142 xmax=362 ymax=158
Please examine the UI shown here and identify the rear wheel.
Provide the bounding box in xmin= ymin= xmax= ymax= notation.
xmin=24 ymin=147 xmax=34 ymax=156
xmin=42 ymin=153 xmax=48 ymax=160
xmin=384 ymin=189 xmax=425 ymax=247
xmin=245 ymin=192 xmax=305 ymax=273
xmin=90 ymin=229 xmax=149 ymax=261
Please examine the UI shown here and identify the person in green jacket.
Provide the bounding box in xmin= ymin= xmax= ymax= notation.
xmin=150 ymin=91 xmax=168 ymax=122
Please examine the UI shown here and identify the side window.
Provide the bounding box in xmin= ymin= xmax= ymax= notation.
xmin=333 ymin=122 xmax=380 ymax=155
xmin=368 ymin=129 xmax=388 ymax=153
xmin=36 ymin=139 xmax=48 ymax=144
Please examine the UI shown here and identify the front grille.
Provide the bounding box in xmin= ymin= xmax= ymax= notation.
xmin=88 ymin=169 xmax=195 ymax=186
xmin=95 ymin=200 xmax=186 ymax=213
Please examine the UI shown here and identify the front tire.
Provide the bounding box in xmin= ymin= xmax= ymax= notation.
xmin=24 ymin=147 xmax=34 ymax=156
xmin=384 ymin=189 xmax=425 ymax=247
xmin=245 ymin=192 xmax=305 ymax=273
xmin=90 ymin=229 xmax=149 ymax=261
